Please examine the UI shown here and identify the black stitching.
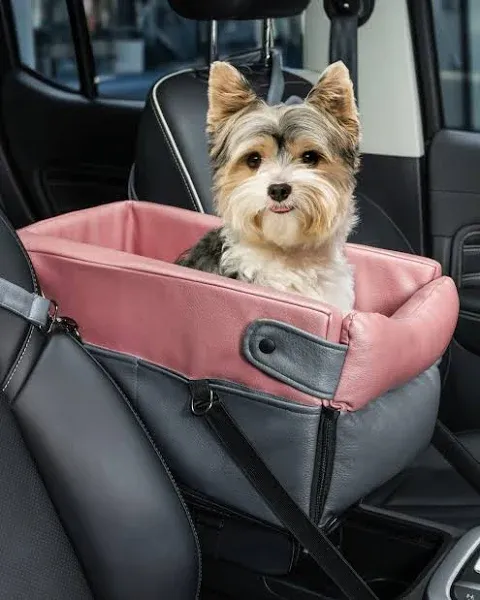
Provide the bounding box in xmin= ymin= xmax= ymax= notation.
xmin=71 ymin=336 xmax=202 ymax=599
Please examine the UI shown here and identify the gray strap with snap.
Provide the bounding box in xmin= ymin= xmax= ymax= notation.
xmin=0 ymin=276 xmax=51 ymax=329
xmin=243 ymin=319 xmax=347 ymax=399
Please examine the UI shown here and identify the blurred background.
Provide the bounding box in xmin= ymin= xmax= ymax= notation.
xmin=11 ymin=0 xmax=303 ymax=101
xmin=9 ymin=0 xmax=480 ymax=129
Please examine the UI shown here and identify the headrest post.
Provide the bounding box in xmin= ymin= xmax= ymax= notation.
xmin=261 ymin=19 xmax=274 ymax=67
xmin=208 ymin=20 xmax=219 ymax=64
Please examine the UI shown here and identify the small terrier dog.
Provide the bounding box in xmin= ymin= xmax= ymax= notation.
xmin=176 ymin=60 xmax=361 ymax=314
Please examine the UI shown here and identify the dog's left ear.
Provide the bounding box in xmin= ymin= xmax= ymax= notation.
xmin=207 ymin=62 xmax=258 ymax=134
xmin=306 ymin=61 xmax=360 ymax=144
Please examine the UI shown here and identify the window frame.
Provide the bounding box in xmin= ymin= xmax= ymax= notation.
xmin=412 ymin=0 xmax=480 ymax=136
xmin=2 ymin=0 xmax=90 ymax=96
xmin=407 ymin=0 xmax=444 ymax=142
xmin=64 ymin=0 xmax=97 ymax=98
xmin=2 ymin=1 xmax=305 ymax=104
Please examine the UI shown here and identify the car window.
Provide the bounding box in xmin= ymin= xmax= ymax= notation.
xmin=431 ymin=0 xmax=480 ymax=130
xmin=86 ymin=1 xmax=304 ymax=101
xmin=11 ymin=1 xmax=304 ymax=102
xmin=11 ymin=0 xmax=81 ymax=91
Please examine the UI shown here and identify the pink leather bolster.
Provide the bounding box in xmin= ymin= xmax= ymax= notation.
xmin=22 ymin=200 xmax=219 ymax=263
xmin=331 ymin=276 xmax=459 ymax=410
xmin=19 ymin=200 xmax=459 ymax=410
xmin=346 ymin=244 xmax=441 ymax=316
xmin=19 ymin=229 xmax=342 ymax=407
xmin=23 ymin=201 xmax=442 ymax=316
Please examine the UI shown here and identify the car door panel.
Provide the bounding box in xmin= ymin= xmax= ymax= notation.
xmin=428 ymin=130 xmax=480 ymax=430
xmin=1 ymin=71 xmax=142 ymax=221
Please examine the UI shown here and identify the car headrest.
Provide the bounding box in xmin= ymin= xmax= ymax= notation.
xmin=167 ymin=0 xmax=310 ymax=20
xmin=0 ymin=209 xmax=44 ymax=391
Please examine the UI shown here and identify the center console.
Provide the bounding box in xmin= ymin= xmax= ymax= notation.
xmin=199 ymin=502 xmax=462 ymax=599
xmin=428 ymin=527 xmax=480 ymax=600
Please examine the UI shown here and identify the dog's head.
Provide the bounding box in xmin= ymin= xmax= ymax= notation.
xmin=207 ymin=61 xmax=361 ymax=250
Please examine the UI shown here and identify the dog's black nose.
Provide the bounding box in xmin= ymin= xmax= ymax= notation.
xmin=268 ymin=183 xmax=292 ymax=202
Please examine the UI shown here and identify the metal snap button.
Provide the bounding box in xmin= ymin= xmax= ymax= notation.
xmin=259 ymin=338 xmax=276 ymax=354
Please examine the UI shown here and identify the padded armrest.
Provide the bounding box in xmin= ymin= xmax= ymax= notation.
xmin=334 ymin=276 xmax=458 ymax=410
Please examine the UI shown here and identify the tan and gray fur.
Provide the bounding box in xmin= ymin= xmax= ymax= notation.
xmin=176 ymin=60 xmax=361 ymax=314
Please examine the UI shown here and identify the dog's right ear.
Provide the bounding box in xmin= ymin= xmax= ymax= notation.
xmin=207 ymin=62 xmax=258 ymax=133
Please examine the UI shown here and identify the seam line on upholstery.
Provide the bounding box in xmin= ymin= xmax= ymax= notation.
xmin=150 ymin=99 xmax=198 ymax=212
xmin=150 ymin=71 xmax=204 ymax=213
xmin=2 ymin=326 xmax=34 ymax=394
xmin=71 ymin=336 xmax=202 ymax=598
xmin=27 ymin=250 xmax=334 ymax=319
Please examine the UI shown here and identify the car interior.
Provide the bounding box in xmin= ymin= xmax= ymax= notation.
xmin=1 ymin=0 xmax=480 ymax=599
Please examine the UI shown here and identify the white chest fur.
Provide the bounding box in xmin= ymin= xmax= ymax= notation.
xmin=220 ymin=242 xmax=355 ymax=315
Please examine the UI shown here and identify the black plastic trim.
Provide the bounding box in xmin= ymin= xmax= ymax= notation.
xmin=66 ymin=0 xmax=97 ymax=99
xmin=0 ymin=1 xmax=20 ymax=73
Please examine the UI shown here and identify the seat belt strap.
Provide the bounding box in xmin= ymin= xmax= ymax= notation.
xmin=0 ymin=276 xmax=51 ymax=329
xmin=190 ymin=381 xmax=379 ymax=600
xmin=326 ymin=0 xmax=361 ymax=98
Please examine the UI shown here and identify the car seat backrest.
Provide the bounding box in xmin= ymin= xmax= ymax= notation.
xmin=0 ymin=209 xmax=45 ymax=394
xmin=0 ymin=206 xmax=200 ymax=599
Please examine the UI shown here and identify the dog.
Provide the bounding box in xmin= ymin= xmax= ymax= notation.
xmin=176 ymin=60 xmax=361 ymax=314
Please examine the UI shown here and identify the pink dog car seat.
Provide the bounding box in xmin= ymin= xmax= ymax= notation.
xmin=19 ymin=200 xmax=458 ymax=538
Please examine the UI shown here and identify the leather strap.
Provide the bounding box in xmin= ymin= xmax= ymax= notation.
xmin=190 ymin=380 xmax=379 ymax=600
xmin=0 ymin=276 xmax=51 ymax=328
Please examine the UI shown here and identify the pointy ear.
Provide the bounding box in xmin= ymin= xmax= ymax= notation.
xmin=306 ymin=61 xmax=360 ymax=144
xmin=207 ymin=61 xmax=258 ymax=133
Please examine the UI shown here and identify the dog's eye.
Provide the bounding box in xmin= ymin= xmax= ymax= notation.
xmin=246 ymin=152 xmax=262 ymax=169
xmin=301 ymin=150 xmax=320 ymax=166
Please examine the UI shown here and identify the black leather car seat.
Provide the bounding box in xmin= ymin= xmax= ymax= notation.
xmin=0 ymin=208 xmax=200 ymax=598
xmin=129 ymin=0 xmax=480 ymax=530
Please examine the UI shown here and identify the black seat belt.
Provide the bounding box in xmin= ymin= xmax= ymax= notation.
xmin=190 ymin=381 xmax=379 ymax=600
xmin=327 ymin=0 xmax=360 ymax=97
xmin=431 ymin=347 xmax=480 ymax=496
